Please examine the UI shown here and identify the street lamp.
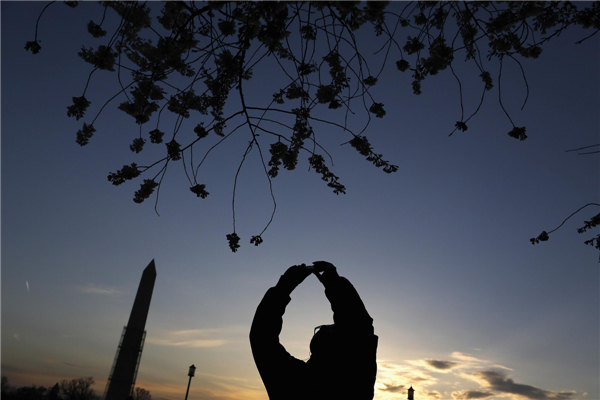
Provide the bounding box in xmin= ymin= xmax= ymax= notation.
xmin=184 ymin=364 xmax=196 ymax=400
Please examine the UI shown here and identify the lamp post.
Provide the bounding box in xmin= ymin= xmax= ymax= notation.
xmin=184 ymin=364 xmax=196 ymax=400
xmin=408 ymin=386 xmax=415 ymax=400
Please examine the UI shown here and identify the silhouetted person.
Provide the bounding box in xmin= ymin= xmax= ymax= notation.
xmin=250 ymin=261 xmax=378 ymax=400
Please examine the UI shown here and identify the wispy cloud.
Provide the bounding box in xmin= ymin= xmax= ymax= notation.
xmin=424 ymin=390 xmax=442 ymax=399
xmin=136 ymin=377 xmax=265 ymax=400
xmin=492 ymin=364 xmax=514 ymax=371
xmin=170 ymin=329 xmax=221 ymax=336
xmin=76 ymin=283 xmax=121 ymax=296
xmin=409 ymin=359 xmax=461 ymax=373
xmin=375 ymin=362 xmax=438 ymax=400
xmin=462 ymin=370 xmax=578 ymax=400
xmin=452 ymin=389 xmax=495 ymax=399
xmin=148 ymin=338 xmax=226 ymax=348
xmin=0 ymin=363 xmax=27 ymax=374
xmin=146 ymin=329 xmax=228 ymax=348
xmin=374 ymin=352 xmax=583 ymax=400
xmin=42 ymin=358 xmax=94 ymax=369
xmin=379 ymin=383 xmax=406 ymax=393
xmin=451 ymin=352 xmax=487 ymax=363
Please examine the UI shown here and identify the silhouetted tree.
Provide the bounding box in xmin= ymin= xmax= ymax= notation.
xmin=59 ymin=377 xmax=96 ymax=400
xmin=2 ymin=376 xmax=12 ymax=397
xmin=0 ymin=382 xmax=49 ymax=400
xmin=133 ymin=387 xmax=151 ymax=400
xmin=46 ymin=383 xmax=60 ymax=400
xmin=1 ymin=378 xmax=95 ymax=400
xmin=26 ymin=1 xmax=600 ymax=252
xmin=14 ymin=386 xmax=48 ymax=400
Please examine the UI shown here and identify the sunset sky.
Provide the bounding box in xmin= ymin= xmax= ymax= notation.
xmin=2 ymin=2 xmax=599 ymax=400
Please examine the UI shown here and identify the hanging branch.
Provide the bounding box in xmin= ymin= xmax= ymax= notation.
xmin=530 ymin=204 xmax=600 ymax=253
xmin=565 ymin=144 xmax=600 ymax=155
xmin=26 ymin=1 xmax=600 ymax=252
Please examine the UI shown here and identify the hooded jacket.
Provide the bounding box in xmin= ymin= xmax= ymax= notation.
xmin=250 ymin=274 xmax=378 ymax=400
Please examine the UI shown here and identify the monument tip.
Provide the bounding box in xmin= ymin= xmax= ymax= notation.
xmin=144 ymin=259 xmax=157 ymax=275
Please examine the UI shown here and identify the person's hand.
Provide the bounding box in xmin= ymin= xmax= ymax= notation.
xmin=276 ymin=264 xmax=312 ymax=294
xmin=312 ymin=261 xmax=338 ymax=285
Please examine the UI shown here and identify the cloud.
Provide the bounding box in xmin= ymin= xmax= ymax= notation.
xmin=452 ymin=389 xmax=496 ymax=399
xmin=409 ymin=359 xmax=461 ymax=373
xmin=450 ymin=352 xmax=516 ymax=371
xmin=42 ymin=358 xmax=94 ymax=369
xmin=147 ymin=329 xmax=227 ymax=348
xmin=426 ymin=360 xmax=459 ymax=371
xmin=136 ymin=378 xmax=265 ymax=400
xmin=463 ymin=370 xmax=578 ymax=400
xmin=1 ymin=363 xmax=27 ymax=374
xmin=425 ymin=390 xmax=442 ymax=400
xmin=76 ymin=283 xmax=121 ymax=296
xmin=380 ymin=384 xmax=406 ymax=393
xmin=170 ymin=329 xmax=221 ymax=336
xmin=0 ymin=363 xmax=91 ymax=391
xmin=375 ymin=353 xmax=580 ymax=400
xmin=379 ymin=364 xmax=436 ymax=385
xmin=148 ymin=338 xmax=226 ymax=348
xmin=375 ymin=362 xmax=438 ymax=400
xmin=62 ymin=362 xmax=92 ymax=369
xmin=451 ymin=352 xmax=487 ymax=363
xmin=492 ymin=364 xmax=514 ymax=371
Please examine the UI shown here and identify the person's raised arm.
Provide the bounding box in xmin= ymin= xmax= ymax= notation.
xmin=249 ymin=264 xmax=312 ymax=398
xmin=312 ymin=261 xmax=374 ymax=335
xmin=250 ymin=264 xmax=312 ymax=346
xmin=275 ymin=263 xmax=312 ymax=297
xmin=313 ymin=262 xmax=378 ymax=400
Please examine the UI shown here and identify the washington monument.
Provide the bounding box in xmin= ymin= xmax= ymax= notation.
xmin=105 ymin=260 xmax=156 ymax=400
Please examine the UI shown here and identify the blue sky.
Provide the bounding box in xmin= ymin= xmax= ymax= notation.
xmin=2 ymin=2 xmax=599 ymax=400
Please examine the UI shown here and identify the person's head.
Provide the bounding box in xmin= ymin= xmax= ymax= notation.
xmin=309 ymin=324 xmax=338 ymax=358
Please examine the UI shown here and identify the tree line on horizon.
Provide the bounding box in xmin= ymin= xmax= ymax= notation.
xmin=1 ymin=376 xmax=151 ymax=400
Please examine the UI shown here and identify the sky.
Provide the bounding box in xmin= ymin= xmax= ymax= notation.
xmin=1 ymin=2 xmax=599 ymax=400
